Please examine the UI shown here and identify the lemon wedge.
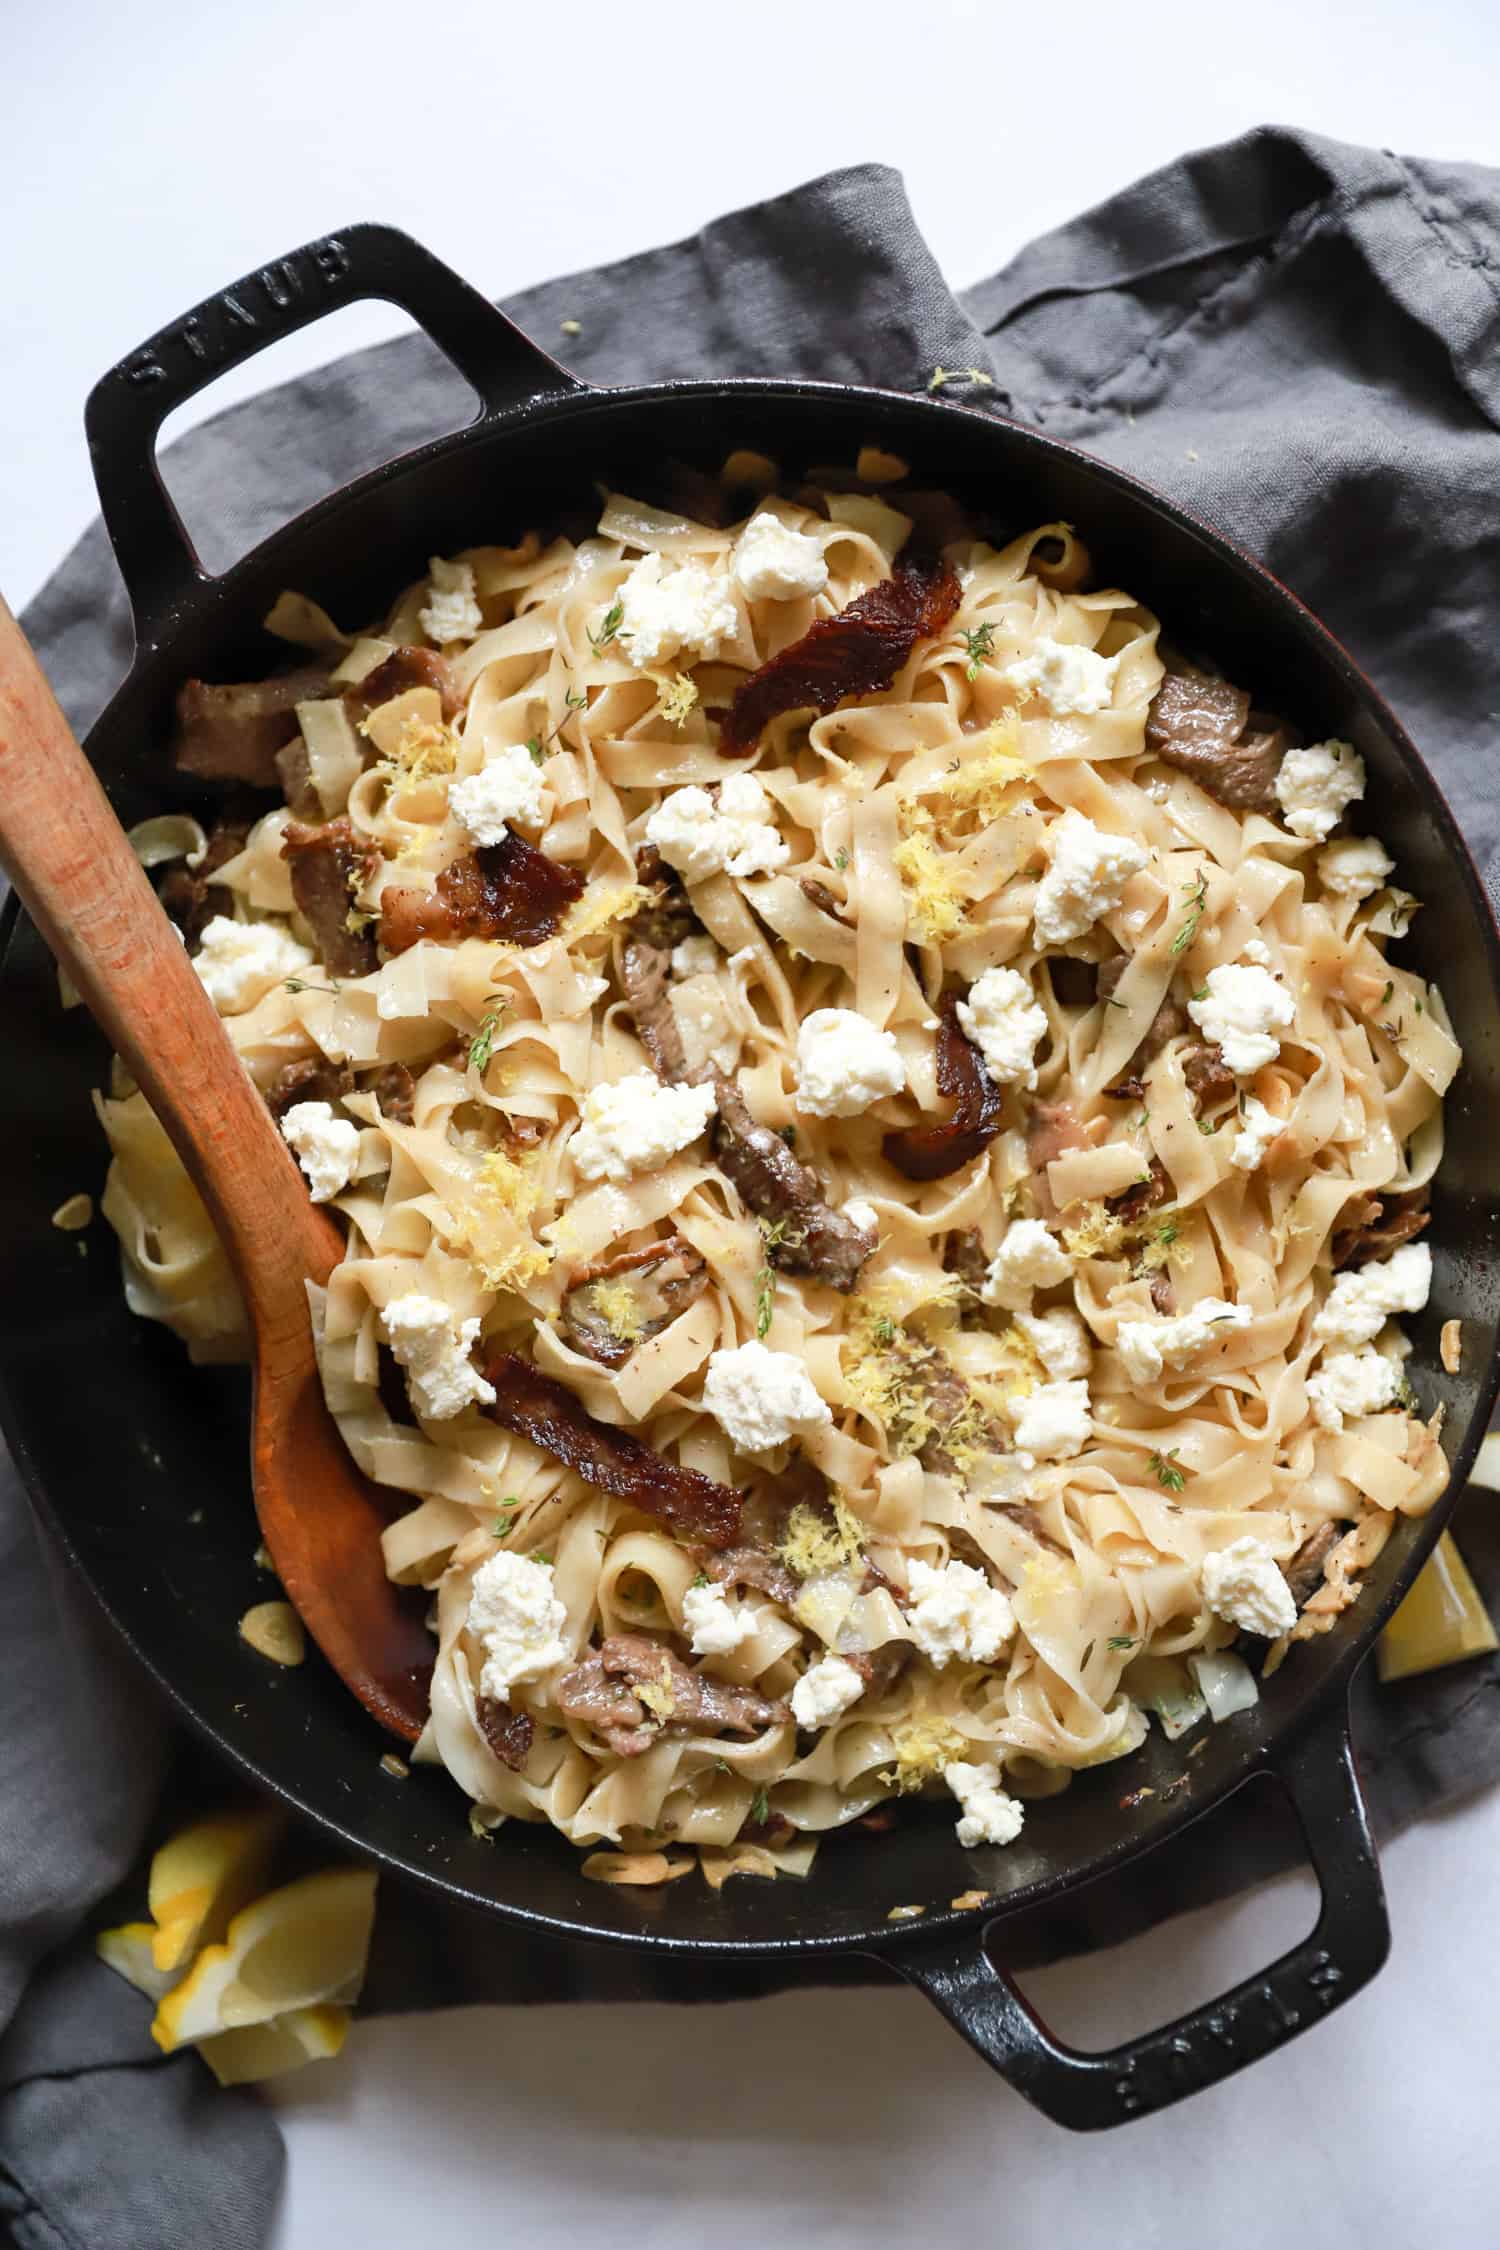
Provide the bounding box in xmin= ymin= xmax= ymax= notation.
xmin=1378 ymin=1530 xmax=1498 ymax=1683
xmin=95 ymin=1920 xmax=180 ymax=2003
xmin=196 ymin=2004 xmax=352 ymax=2087
xmin=152 ymin=1867 xmax=377 ymax=2053
xmin=148 ymin=1806 xmax=286 ymax=1974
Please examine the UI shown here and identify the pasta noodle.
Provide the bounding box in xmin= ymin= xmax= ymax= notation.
xmin=94 ymin=465 xmax=1454 ymax=1878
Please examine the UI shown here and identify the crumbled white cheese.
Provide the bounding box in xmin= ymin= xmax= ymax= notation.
xmin=980 ymin=1219 xmax=1072 ymax=1311
xmin=841 ymin=1198 xmax=879 ymax=1235
xmin=1306 ymin=1348 xmax=1402 ymax=1432
xmin=381 ymin=1292 xmax=496 ymax=1421
xmin=1117 ymin=1298 xmax=1253 ymax=1385
xmin=644 ymin=773 xmax=789 ymax=883
xmin=1241 ymin=935 xmax=1272 ymax=966
xmin=956 ymin=965 xmax=1048 ymax=1089
xmin=1274 ymin=740 xmax=1365 ymax=842
xmin=702 ymin=1340 xmax=832 ymax=1456
xmin=1313 ymin=1242 xmax=1432 ymax=1351
xmin=420 ymin=557 xmax=483 ymax=645
xmin=794 ymin=1008 xmax=906 ymax=1119
xmin=1013 ymin=1306 xmax=1093 ymax=1380
xmin=1032 ymin=810 xmax=1149 ymax=948
xmin=1231 ymin=1095 xmax=1283 ymax=1173
xmin=730 ymin=512 xmax=829 ymax=602
xmin=671 ymin=932 xmax=720 ymax=979
xmin=682 ymin=1580 xmax=756 ymax=1658
xmin=1201 ymin=1537 xmax=1297 ymax=1639
xmin=448 ymin=745 xmax=544 ymax=841
xmin=1012 ymin=1378 xmax=1092 ymax=1461
xmin=790 ymin=1652 xmax=864 ymax=1729
xmin=616 ymin=553 xmax=737 ymax=668
xmin=467 ymin=1550 xmax=569 ymax=1698
xmin=945 ymin=1760 xmax=1025 ymax=1848
xmin=1000 ymin=635 xmax=1119 ymax=716
xmin=194 ymin=915 xmax=314 ymax=1014
xmin=1188 ymin=962 xmax=1296 ymax=1075
xmin=1318 ymin=836 xmax=1395 ymax=900
xmin=906 ymin=1557 xmax=1016 ymax=1667
xmin=279 ymin=1099 xmax=360 ymax=1204
xmin=570 ymin=1072 xmax=718 ymax=1183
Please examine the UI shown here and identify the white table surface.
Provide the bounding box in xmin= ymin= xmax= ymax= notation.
xmin=7 ymin=2 xmax=1500 ymax=2241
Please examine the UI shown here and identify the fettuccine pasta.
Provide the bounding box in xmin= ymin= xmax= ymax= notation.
xmin=94 ymin=452 xmax=1454 ymax=1878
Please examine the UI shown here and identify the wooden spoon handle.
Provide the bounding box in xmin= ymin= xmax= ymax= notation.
xmin=0 ymin=598 xmax=338 ymax=1319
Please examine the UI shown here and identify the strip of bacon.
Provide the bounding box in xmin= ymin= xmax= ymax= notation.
xmin=720 ymin=556 xmax=962 ymax=753
xmin=882 ymin=995 xmax=1003 ymax=1181
xmin=380 ymin=832 xmax=584 ymax=956
xmin=479 ymin=1352 xmax=742 ymax=1548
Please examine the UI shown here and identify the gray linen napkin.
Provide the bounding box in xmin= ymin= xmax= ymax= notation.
xmin=5 ymin=126 xmax=1500 ymax=2247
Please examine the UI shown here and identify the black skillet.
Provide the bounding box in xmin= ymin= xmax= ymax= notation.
xmin=2 ymin=225 xmax=1497 ymax=2130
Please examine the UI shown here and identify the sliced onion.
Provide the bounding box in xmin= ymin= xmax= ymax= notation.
xmin=597 ymin=493 xmax=705 ymax=552
xmin=1188 ymin=1649 xmax=1260 ymax=1723
xmin=1131 ymin=1655 xmax=1207 ymax=1741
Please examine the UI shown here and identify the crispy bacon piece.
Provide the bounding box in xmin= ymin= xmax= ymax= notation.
xmin=882 ymin=994 xmax=1003 ymax=1182
xmin=475 ymin=1695 xmax=534 ymax=1772
xmin=479 ymin=1352 xmax=741 ymax=1547
xmin=721 ymin=556 xmax=962 ymax=753
xmin=172 ymin=664 xmax=332 ymax=786
xmin=379 ymin=832 xmax=584 ymax=957
xmin=282 ymin=816 xmax=380 ymax=976
xmin=344 ymin=646 xmax=463 ymax=724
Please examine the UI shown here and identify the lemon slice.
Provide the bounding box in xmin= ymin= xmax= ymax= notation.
xmin=152 ymin=1866 xmax=377 ymax=2052
xmin=96 ymin=1920 xmax=180 ymax=2003
xmin=148 ymin=1806 xmax=286 ymax=1974
xmin=196 ymin=2004 xmax=352 ymax=2087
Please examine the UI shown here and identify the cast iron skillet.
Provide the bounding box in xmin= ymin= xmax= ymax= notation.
xmin=3 ymin=225 xmax=1498 ymax=2130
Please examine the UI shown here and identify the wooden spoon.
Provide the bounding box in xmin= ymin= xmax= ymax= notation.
xmin=0 ymin=599 xmax=432 ymax=1740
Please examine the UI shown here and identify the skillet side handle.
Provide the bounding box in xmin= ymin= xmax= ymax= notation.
xmin=884 ymin=1700 xmax=1388 ymax=2130
xmin=85 ymin=221 xmax=585 ymax=645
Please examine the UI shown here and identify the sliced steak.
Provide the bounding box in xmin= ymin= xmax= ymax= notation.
xmin=1049 ymin=956 xmax=1100 ymax=1009
xmin=479 ymin=1352 xmax=741 ymax=1546
xmin=690 ymin=1544 xmax=800 ymax=1610
xmin=712 ymin=1079 xmax=875 ymax=1291
xmin=475 ymin=1695 xmax=534 ymax=1772
xmin=1332 ymin=1188 xmax=1430 ymax=1271
xmin=344 ymin=646 xmax=462 ymax=725
xmin=157 ymin=815 xmax=252 ymax=948
xmin=1027 ymin=1097 xmax=1088 ymax=1172
xmin=912 ymin=1341 xmax=1007 ymax=1477
xmin=172 ymin=664 xmax=332 ymax=786
xmin=1107 ymin=1156 xmax=1173 ymax=1226
xmin=557 ymin=1634 xmax=787 ymax=1758
xmin=846 ymin=1641 xmax=912 ymax=1697
xmin=371 ymin=1062 xmax=417 ymax=1125
xmin=282 ymin=816 xmax=380 ymax=977
xmin=1144 ymin=669 xmax=1279 ymax=814
xmin=560 ymin=1238 xmax=708 ymax=1367
xmin=1182 ymin=1039 xmax=1237 ymax=1113
xmin=620 ymin=933 xmax=695 ymax=1085
xmin=380 ymin=832 xmax=584 ymax=956
xmin=943 ymin=1228 xmax=990 ymax=1288
xmin=265 ymin=1057 xmax=353 ymax=1120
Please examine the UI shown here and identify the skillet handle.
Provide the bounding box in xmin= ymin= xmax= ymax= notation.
xmin=884 ymin=1700 xmax=1388 ymax=2129
xmin=84 ymin=221 xmax=585 ymax=646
